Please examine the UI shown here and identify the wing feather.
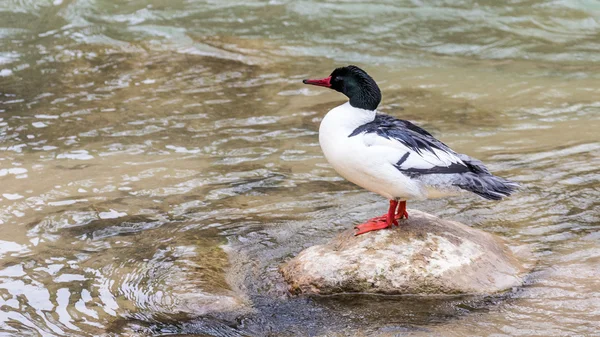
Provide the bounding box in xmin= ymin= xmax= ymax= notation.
xmin=349 ymin=113 xmax=517 ymax=200
xmin=352 ymin=113 xmax=471 ymax=174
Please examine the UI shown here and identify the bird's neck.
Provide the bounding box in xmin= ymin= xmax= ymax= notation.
xmin=321 ymin=102 xmax=376 ymax=133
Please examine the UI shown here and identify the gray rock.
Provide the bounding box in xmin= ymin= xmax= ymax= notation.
xmin=280 ymin=209 xmax=530 ymax=295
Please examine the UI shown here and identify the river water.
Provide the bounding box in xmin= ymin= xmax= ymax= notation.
xmin=0 ymin=1 xmax=599 ymax=336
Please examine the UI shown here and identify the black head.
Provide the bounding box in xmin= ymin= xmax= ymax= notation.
xmin=303 ymin=65 xmax=381 ymax=111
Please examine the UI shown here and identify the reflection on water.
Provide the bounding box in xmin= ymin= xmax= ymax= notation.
xmin=0 ymin=0 xmax=599 ymax=336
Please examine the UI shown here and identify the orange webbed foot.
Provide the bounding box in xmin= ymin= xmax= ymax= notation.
xmin=354 ymin=218 xmax=391 ymax=236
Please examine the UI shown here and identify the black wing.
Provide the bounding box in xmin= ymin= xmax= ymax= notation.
xmin=349 ymin=113 xmax=451 ymax=156
xmin=349 ymin=113 xmax=518 ymax=200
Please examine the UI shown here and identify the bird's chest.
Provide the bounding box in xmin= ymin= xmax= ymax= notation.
xmin=317 ymin=104 xmax=383 ymax=181
xmin=318 ymin=122 xmax=371 ymax=180
xmin=319 ymin=129 xmax=356 ymax=167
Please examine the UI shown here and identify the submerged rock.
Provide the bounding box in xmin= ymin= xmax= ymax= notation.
xmin=280 ymin=209 xmax=529 ymax=295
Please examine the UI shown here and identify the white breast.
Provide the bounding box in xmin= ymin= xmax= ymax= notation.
xmin=318 ymin=103 xmax=426 ymax=200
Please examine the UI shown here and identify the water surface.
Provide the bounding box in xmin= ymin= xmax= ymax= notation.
xmin=0 ymin=0 xmax=599 ymax=336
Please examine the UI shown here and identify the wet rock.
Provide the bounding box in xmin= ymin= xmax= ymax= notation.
xmin=280 ymin=209 xmax=530 ymax=295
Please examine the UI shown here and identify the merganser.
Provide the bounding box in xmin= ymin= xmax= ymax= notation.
xmin=303 ymin=65 xmax=518 ymax=235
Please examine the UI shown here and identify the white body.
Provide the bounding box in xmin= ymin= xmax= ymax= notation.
xmin=318 ymin=102 xmax=463 ymax=201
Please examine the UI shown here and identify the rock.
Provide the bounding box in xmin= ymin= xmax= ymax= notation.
xmin=280 ymin=209 xmax=530 ymax=295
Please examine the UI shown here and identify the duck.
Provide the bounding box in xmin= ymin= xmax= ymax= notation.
xmin=303 ymin=65 xmax=518 ymax=235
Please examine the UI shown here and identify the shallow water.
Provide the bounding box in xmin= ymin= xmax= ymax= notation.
xmin=0 ymin=0 xmax=599 ymax=336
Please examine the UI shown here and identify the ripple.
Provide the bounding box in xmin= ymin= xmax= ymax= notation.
xmin=0 ymin=0 xmax=599 ymax=335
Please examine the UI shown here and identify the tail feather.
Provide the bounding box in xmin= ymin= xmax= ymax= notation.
xmin=454 ymin=173 xmax=519 ymax=200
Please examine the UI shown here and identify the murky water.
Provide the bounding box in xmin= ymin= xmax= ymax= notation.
xmin=0 ymin=0 xmax=599 ymax=336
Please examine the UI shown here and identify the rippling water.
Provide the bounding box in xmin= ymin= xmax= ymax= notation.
xmin=0 ymin=0 xmax=599 ymax=336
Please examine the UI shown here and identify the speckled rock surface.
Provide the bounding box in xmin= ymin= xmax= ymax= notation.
xmin=280 ymin=209 xmax=530 ymax=295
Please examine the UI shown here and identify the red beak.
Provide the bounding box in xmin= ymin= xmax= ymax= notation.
xmin=303 ymin=76 xmax=331 ymax=88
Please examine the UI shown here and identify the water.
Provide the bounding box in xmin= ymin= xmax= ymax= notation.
xmin=0 ymin=0 xmax=599 ymax=336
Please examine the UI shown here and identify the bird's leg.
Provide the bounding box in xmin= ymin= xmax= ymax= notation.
xmin=387 ymin=200 xmax=399 ymax=227
xmin=395 ymin=200 xmax=409 ymax=220
xmin=355 ymin=200 xmax=398 ymax=236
